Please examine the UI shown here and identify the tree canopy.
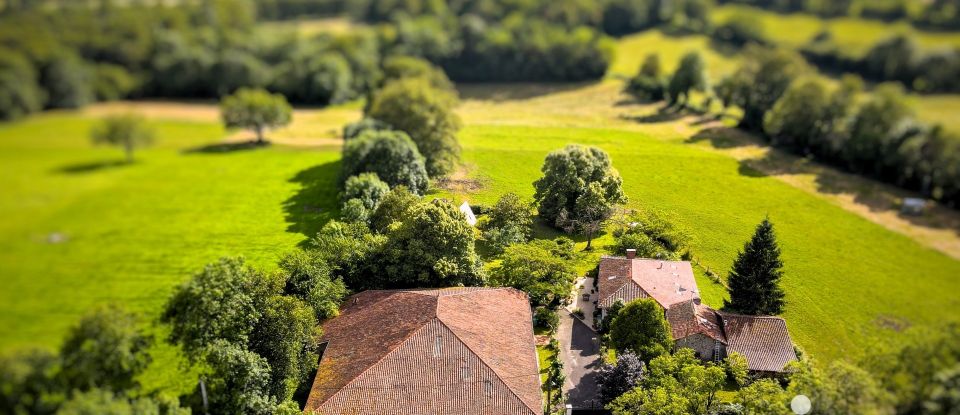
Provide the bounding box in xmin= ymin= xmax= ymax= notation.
xmin=341 ymin=130 xmax=429 ymax=195
xmin=90 ymin=114 xmax=154 ymax=163
xmin=533 ymin=145 xmax=627 ymax=242
xmin=58 ymin=306 xmax=152 ymax=394
xmin=220 ymin=88 xmax=293 ymax=144
xmin=366 ymin=77 xmax=461 ymax=177
xmin=725 ymin=218 xmax=787 ymax=315
xmin=609 ymin=298 xmax=673 ymax=362
xmin=489 ymin=240 xmax=578 ymax=308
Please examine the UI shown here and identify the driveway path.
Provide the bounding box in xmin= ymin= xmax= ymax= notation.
xmin=557 ymin=309 xmax=604 ymax=410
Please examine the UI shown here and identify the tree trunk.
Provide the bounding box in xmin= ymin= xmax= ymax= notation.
xmin=255 ymin=125 xmax=264 ymax=144
xmin=585 ymin=230 xmax=594 ymax=250
xmin=124 ymin=140 xmax=134 ymax=163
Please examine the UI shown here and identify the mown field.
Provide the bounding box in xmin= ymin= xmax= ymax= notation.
xmin=0 ymin=110 xmax=343 ymax=392
xmin=1 ymin=13 xmax=960 ymax=396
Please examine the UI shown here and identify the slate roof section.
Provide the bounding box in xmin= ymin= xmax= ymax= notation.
xmin=666 ymin=299 xmax=725 ymax=342
xmin=718 ymin=313 xmax=798 ymax=373
xmin=597 ymin=257 xmax=700 ymax=309
xmin=304 ymin=287 xmax=542 ymax=415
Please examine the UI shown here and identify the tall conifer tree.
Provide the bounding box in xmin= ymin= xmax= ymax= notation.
xmin=725 ymin=218 xmax=786 ymax=315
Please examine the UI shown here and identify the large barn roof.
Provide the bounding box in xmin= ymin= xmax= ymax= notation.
xmin=304 ymin=287 xmax=541 ymax=415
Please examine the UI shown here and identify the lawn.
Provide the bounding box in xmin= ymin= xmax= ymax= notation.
xmin=0 ymin=111 xmax=343 ymax=392
xmin=434 ymin=120 xmax=960 ymax=363
xmin=2 ymin=16 xmax=960 ymax=397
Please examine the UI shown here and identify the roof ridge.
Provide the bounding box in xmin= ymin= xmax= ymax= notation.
xmin=434 ymin=318 xmax=540 ymax=414
xmin=718 ymin=312 xmax=786 ymax=320
xmin=317 ymin=315 xmax=437 ymax=407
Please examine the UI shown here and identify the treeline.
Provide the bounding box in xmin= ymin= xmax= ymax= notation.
xmin=802 ymin=32 xmax=960 ymax=93
xmin=628 ymin=46 xmax=960 ymax=207
xmin=717 ymin=0 xmax=960 ymax=30
xmin=0 ymin=0 xmax=387 ymax=121
xmin=708 ymin=11 xmax=960 ymax=94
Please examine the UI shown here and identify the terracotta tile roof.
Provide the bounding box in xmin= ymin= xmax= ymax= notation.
xmin=666 ymin=299 xmax=725 ymax=342
xmin=597 ymin=257 xmax=700 ymax=309
xmin=718 ymin=313 xmax=797 ymax=373
xmin=304 ymin=288 xmax=541 ymax=415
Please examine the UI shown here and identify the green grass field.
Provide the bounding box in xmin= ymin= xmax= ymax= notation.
xmin=711 ymin=4 xmax=960 ymax=54
xmin=433 ymin=122 xmax=960 ymax=362
xmin=2 ymin=12 xmax=960 ymax=396
xmin=0 ymin=111 xmax=343 ymax=392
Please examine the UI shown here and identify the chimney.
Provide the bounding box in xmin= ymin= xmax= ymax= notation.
xmin=626 ymin=249 xmax=637 ymax=259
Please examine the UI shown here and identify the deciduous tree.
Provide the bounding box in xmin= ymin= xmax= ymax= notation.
xmin=596 ymin=351 xmax=646 ymax=405
xmin=367 ymin=77 xmax=461 ymax=176
xmin=609 ymin=298 xmax=672 ymax=362
xmin=58 ymin=306 xmax=151 ymax=394
xmin=220 ymin=88 xmax=292 ymax=144
xmin=668 ymin=51 xmax=708 ymax=107
xmin=533 ymin=145 xmax=627 ymax=242
xmin=489 ymin=241 xmax=577 ymax=308
xmin=90 ymin=114 xmax=155 ymax=163
xmin=341 ymin=130 xmax=429 ymax=195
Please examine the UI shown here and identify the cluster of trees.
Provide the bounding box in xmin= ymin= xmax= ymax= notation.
xmin=0 ymin=0 xmax=384 ymax=121
xmin=627 ymin=47 xmax=960 ymax=207
xmin=534 ymin=144 xmax=628 ymax=249
xmin=610 ymin=208 xmax=693 ymax=260
xmin=718 ymin=0 xmax=960 ymax=29
xmin=803 ymin=32 xmax=960 ymax=94
xmin=597 ymin=297 xmax=960 ymax=414
xmin=0 ymin=306 xmax=188 ymax=414
xmin=161 ymin=256 xmax=346 ymax=413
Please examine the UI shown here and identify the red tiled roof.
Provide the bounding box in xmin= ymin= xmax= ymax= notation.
xmin=597 ymin=257 xmax=700 ymax=309
xmin=718 ymin=313 xmax=797 ymax=373
xmin=666 ymin=299 xmax=725 ymax=342
xmin=304 ymin=288 xmax=541 ymax=415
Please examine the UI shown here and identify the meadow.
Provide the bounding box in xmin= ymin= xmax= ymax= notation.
xmin=2 ymin=10 xmax=960 ymax=396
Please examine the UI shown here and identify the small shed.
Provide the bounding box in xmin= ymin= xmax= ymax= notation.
xmin=901 ymin=198 xmax=927 ymax=216
xmin=459 ymin=201 xmax=477 ymax=226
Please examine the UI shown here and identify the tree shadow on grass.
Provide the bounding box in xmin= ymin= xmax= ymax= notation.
xmin=687 ymin=126 xmax=761 ymax=149
xmin=739 ymin=150 xmax=960 ymax=235
xmin=457 ymin=81 xmax=599 ymax=102
xmin=182 ymin=140 xmax=270 ymax=154
xmin=55 ymin=159 xmax=131 ymax=174
xmin=282 ymin=160 xmax=342 ymax=246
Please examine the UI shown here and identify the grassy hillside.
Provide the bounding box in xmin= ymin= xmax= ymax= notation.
xmin=432 ymin=118 xmax=960 ymax=362
xmin=0 ymin=111 xmax=344 ymax=391
xmin=1 ymin=18 xmax=959 ymax=392
xmin=711 ymin=4 xmax=960 ymax=54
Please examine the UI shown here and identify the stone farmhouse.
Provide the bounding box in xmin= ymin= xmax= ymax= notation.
xmin=597 ymin=250 xmax=798 ymax=374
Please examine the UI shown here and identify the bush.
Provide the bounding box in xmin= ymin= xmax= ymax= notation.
xmin=626 ymin=75 xmax=667 ymax=101
xmin=341 ymin=172 xmax=390 ymax=211
xmin=342 ymin=118 xmax=391 ymax=140
xmin=534 ymin=307 xmax=560 ymax=333
xmin=713 ymin=14 xmax=768 ymax=47
xmin=341 ymin=130 xmax=429 ymax=195
xmin=367 ymin=77 xmax=461 ymax=177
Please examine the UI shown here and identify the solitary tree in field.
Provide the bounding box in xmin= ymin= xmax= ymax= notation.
xmin=609 ymin=298 xmax=672 ymax=362
xmin=725 ymin=218 xmax=786 ymax=315
xmin=220 ymin=88 xmax=292 ymax=144
xmin=90 ymin=114 xmax=155 ymax=163
xmin=533 ymin=145 xmax=626 ymax=248
xmin=668 ymin=51 xmax=708 ymax=108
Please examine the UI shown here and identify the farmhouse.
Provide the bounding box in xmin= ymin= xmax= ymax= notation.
xmin=598 ymin=251 xmax=797 ymax=374
xmin=304 ymin=287 xmax=542 ymax=415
